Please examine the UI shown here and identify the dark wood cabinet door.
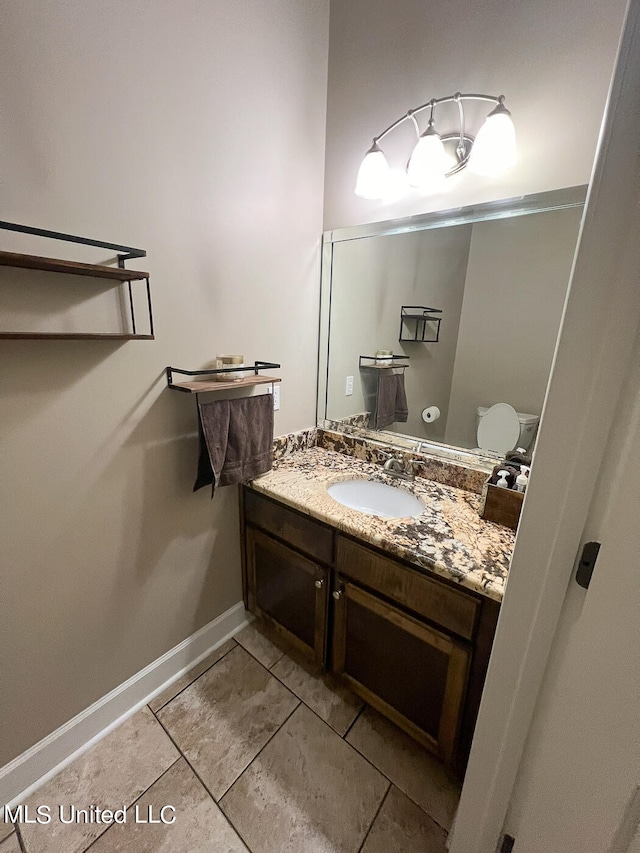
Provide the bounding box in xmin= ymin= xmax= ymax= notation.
xmin=246 ymin=525 xmax=329 ymax=665
xmin=332 ymin=577 xmax=471 ymax=766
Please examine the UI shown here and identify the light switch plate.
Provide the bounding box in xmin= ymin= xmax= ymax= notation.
xmin=346 ymin=375 xmax=354 ymax=396
xmin=273 ymin=384 xmax=280 ymax=410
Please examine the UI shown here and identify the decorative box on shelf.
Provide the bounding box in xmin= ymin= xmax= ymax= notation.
xmin=479 ymin=481 xmax=524 ymax=530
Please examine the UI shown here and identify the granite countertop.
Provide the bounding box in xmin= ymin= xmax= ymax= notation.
xmin=249 ymin=447 xmax=514 ymax=602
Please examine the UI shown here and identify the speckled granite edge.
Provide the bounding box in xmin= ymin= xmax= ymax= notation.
xmin=250 ymin=447 xmax=513 ymax=602
xmin=273 ymin=428 xmax=320 ymax=459
xmin=318 ymin=430 xmax=489 ymax=494
xmin=332 ymin=412 xmax=371 ymax=429
xmin=273 ymin=427 xmax=489 ymax=493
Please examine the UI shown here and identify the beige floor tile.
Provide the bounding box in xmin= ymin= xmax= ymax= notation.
xmin=0 ymin=819 xmax=14 ymax=844
xmin=346 ymin=706 xmax=460 ymax=830
xmin=361 ymin=785 xmax=448 ymax=853
xmin=234 ymin=620 xmax=289 ymax=669
xmin=271 ymin=647 xmax=363 ymax=736
xmin=148 ymin=638 xmax=237 ymax=712
xmin=220 ymin=703 xmax=389 ymax=853
xmin=88 ymin=758 xmax=248 ymax=853
xmin=19 ymin=707 xmax=179 ymax=853
xmin=0 ymin=833 xmax=21 ymax=853
xmin=157 ymin=645 xmax=298 ymax=800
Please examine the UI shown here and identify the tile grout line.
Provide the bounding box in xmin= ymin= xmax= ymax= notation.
xmin=80 ymin=756 xmax=183 ymax=853
xmin=216 ymin=698 xmax=302 ymax=803
xmin=148 ymin=704 xmax=261 ymax=853
xmin=234 ymin=638 xmax=287 ymax=672
xmin=13 ymin=823 xmax=26 ymax=853
xmin=150 ymin=639 xmax=238 ymax=714
xmin=238 ymin=642 xmax=365 ymax=740
xmin=342 ymin=704 xmax=365 ymax=740
xmin=356 ymin=780 xmax=392 ymax=853
xmin=343 ymin=730 xmax=455 ymax=833
xmin=215 ymin=699 xmax=305 ymax=852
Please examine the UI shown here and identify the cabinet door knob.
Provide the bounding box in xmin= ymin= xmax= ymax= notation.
xmin=314 ymin=579 xmax=324 ymax=589
xmin=332 ymin=590 xmax=342 ymax=600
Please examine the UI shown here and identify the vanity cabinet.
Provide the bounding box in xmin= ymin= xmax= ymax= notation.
xmin=240 ymin=486 xmax=499 ymax=775
xmin=242 ymin=489 xmax=333 ymax=665
xmin=332 ymin=536 xmax=478 ymax=765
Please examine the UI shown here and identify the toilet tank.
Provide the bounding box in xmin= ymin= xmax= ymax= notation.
xmin=476 ymin=406 xmax=540 ymax=451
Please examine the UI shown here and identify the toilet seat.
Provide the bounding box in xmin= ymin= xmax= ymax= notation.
xmin=477 ymin=403 xmax=520 ymax=454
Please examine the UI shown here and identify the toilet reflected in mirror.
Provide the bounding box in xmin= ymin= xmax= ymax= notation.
xmin=475 ymin=403 xmax=539 ymax=456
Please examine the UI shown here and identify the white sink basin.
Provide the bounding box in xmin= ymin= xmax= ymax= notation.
xmin=327 ymin=479 xmax=424 ymax=518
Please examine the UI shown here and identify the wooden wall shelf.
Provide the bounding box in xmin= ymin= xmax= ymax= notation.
xmin=0 ymin=222 xmax=154 ymax=340
xmin=166 ymin=362 xmax=281 ymax=394
xmin=170 ymin=375 xmax=281 ymax=393
xmin=0 ymin=332 xmax=154 ymax=340
xmin=0 ymin=251 xmax=149 ymax=281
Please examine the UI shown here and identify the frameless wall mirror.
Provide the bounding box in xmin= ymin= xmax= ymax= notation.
xmin=317 ymin=186 xmax=587 ymax=462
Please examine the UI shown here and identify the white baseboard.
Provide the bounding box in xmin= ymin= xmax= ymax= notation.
xmin=0 ymin=601 xmax=250 ymax=810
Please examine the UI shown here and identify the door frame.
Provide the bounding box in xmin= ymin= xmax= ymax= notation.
xmin=450 ymin=1 xmax=640 ymax=850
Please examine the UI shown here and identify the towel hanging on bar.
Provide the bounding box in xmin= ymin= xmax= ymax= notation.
xmin=375 ymin=372 xmax=408 ymax=430
xmin=194 ymin=394 xmax=274 ymax=496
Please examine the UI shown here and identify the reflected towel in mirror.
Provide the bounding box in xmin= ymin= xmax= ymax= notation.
xmin=375 ymin=372 xmax=408 ymax=430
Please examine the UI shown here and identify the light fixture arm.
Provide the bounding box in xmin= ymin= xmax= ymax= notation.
xmin=454 ymin=92 xmax=466 ymax=160
xmin=372 ymin=92 xmax=502 ymax=146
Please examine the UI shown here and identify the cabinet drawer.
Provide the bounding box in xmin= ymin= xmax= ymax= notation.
xmin=336 ymin=536 xmax=479 ymax=641
xmin=244 ymin=488 xmax=334 ymax=565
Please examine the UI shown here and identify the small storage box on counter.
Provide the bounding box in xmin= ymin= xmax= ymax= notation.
xmin=479 ymin=480 xmax=524 ymax=530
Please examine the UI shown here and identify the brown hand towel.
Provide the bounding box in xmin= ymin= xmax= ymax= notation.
xmin=194 ymin=394 xmax=274 ymax=495
xmin=375 ymin=372 xmax=409 ymax=430
xmin=193 ymin=399 xmax=230 ymax=494
xmin=219 ymin=394 xmax=274 ymax=486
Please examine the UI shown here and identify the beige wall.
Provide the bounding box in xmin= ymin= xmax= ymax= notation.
xmin=324 ymin=0 xmax=627 ymax=230
xmin=0 ymin=0 xmax=328 ymax=766
xmin=445 ymin=206 xmax=583 ymax=448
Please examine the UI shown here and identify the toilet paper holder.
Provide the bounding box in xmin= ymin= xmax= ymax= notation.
xmin=422 ymin=406 xmax=441 ymax=423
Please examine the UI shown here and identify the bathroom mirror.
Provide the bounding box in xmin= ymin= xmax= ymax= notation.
xmin=317 ymin=186 xmax=587 ymax=461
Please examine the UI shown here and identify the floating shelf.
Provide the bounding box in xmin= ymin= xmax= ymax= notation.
xmin=399 ymin=305 xmax=442 ymax=343
xmin=167 ymin=361 xmax=281 ymax=394
xmin=0 ymin=251 xmax=149 ymax=281
xmin=0 ymin=221 xmax=154 ymax=340
xmin=0 ymin=332 xmax=154 ymax=340
xmin=169 ymin=375 xmax=281 ymax=393
xmin=359 ymin=354 xmax=410 ymax=370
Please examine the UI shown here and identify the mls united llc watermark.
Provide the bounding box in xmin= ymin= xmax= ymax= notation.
xmin=3 ymin=804 xmax=176 ymax=826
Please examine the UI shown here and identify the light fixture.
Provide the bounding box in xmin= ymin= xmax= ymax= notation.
xmin=354 ymin=141 xmax=392 ymax=199
xmin=468 ymin=100 xmax=516 ymax=176
xmin=355 ymin=92 xmax=516 ymax=200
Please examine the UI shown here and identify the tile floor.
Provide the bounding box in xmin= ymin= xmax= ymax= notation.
xmin=3 ymin=620 xmax=460 ymax=853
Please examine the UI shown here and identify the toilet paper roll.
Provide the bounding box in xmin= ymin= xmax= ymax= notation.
xmin=421 ymin=406 xmax=441 ymax=424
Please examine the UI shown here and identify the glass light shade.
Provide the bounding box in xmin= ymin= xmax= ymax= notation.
xmin=468 ymin=106 xmax=516 ymax=176
xmin=355 ymin=145 xmax=392 ymax=199
xmin=382 ymin=169 xmax=410 ymax=202
xmin=406 ymin=130 xmax=449 ymax=191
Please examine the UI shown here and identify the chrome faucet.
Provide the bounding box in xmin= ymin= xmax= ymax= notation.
xmin=382 ymin=452 xmax=417 ymax=481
